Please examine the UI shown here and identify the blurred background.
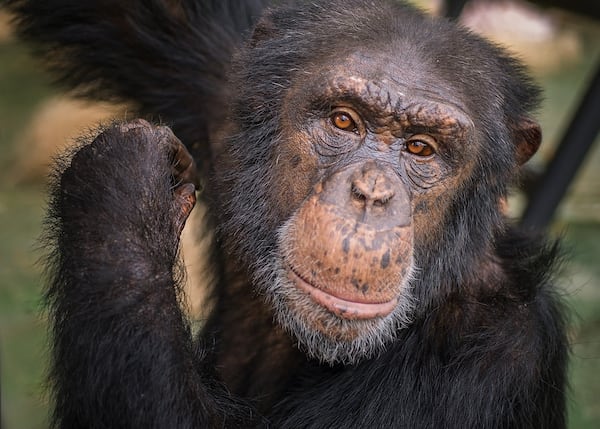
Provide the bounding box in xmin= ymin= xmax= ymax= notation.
xmin=0 ymin=0 xmax=598 ymax=427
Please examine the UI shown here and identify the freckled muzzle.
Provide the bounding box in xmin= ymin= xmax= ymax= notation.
xmin=285 ymin=161 xmax=413 ymax=320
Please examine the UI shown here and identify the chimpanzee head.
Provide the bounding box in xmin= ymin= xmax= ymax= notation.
xmin=214 ymin=0 xmax=541 ymax=364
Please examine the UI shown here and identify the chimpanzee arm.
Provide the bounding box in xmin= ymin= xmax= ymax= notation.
xmin=4 ymin=0 xmax=266 ymax=164
xmin=43 ymin=121 xmax=259 ymax=428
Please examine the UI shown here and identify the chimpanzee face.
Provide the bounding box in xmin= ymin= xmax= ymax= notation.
xmin=256 ymin=50 xmax=478 ymax=364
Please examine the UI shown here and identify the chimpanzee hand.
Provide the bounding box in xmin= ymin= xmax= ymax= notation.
xmin=55 ymin=120 xmax=197 ymax=279
xmin=116 ymin=119 xmax=198 ymax=234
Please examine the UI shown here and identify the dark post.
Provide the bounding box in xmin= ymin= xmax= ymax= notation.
xmin=521 ymin=66 xmax=600 ymax=229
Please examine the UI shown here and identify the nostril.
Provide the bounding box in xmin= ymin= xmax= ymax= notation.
xmin=350 ymin=166 xmax=397 ymax=209
xmin=351 ymin=184 xmax=367 ymax=202
xmin=372 ymin=196 xmax=391 ymax=207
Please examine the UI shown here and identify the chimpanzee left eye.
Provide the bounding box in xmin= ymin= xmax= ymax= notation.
xmin=406 ymin=135 xmax=436 ymax=156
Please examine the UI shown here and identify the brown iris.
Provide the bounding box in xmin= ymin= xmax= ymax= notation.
xmin=331 ymin=111 xmax=357 ymax=132
xmin=406 ymin=135 xmax=435 ymax=157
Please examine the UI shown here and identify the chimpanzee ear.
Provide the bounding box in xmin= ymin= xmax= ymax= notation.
xmin=513 ymin=117 xmax=542 ymax=165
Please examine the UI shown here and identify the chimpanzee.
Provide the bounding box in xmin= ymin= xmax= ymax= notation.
xmin=6 ymin=0 xmax=568 ymax=427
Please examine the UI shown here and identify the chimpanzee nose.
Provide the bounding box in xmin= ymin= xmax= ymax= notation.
xmin=351 ymin=167 xmax=396 ymax=208
xmin=316 ymin=161 xmax=410 ymax=230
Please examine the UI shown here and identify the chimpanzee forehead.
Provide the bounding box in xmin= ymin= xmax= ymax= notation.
xmin=303 ymin=50 xmax=473 ymax=132
xmin=315 ymin=50 xmax=471 ymax=114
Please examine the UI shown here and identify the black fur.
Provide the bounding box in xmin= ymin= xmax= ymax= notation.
xmin=42 ymin=125 xmax=262 ymax=427
xmin=5 ymin=0 xmax=568 ymax=427
xmin=5 ymin=0 xmax=267 ymax=169
xmin=270 ymin=234 xmax=568 ymax=427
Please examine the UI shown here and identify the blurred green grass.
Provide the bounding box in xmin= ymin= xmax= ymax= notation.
xmin=0 ymin=15 xmax=599 ymax=429
xmin=0 ymin=38 xmax=54 ymax=429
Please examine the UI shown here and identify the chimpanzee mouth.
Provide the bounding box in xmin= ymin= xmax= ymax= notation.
xmin=286 ymin=266 xmax=398 ymax=320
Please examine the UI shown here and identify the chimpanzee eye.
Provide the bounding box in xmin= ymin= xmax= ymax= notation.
xmin=406 ymin=135 xmax=436 ymax=157
xmin=330 ymin=111 xmax=358 ymax=133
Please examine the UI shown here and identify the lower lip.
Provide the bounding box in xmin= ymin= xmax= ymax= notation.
xmin=287 ymin=269 xmax=398 ymax=320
